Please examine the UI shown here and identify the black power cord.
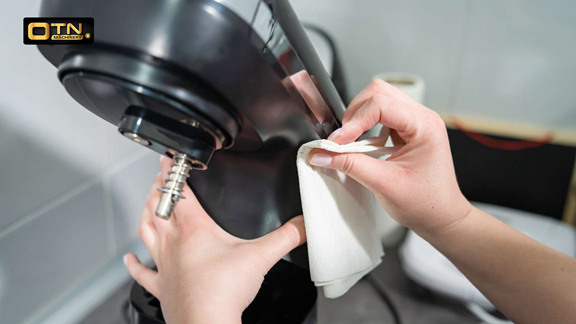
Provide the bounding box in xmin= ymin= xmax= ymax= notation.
xmin=364 ymin=274 xmax=403 ymax=324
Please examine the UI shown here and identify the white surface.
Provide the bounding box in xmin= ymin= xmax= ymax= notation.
xmin=296 ymin=137 xmax=398 ymax=298
xmin=290 ymin=0 xmax=467 ymax=110
xmin=452 ymin=1 xmax=576 ymax=130
xmin=399 ymin=203 xmax=576 ymax=310
xmin=290 ymin=0 xmax=576 ymax=132
xmin=372 ymin=72 xmax=426 ymax=104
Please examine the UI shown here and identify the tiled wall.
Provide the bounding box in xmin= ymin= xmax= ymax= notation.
xmin=0 ymin=1 xmax=158 ymax=323
xmin=291 ymin=0 xmax=576 ymax=132
xmin=2 ymin=0 xmax=576 ymax=323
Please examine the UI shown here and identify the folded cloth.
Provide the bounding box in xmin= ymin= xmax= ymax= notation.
xmin=296 ymin=137 xmax=399 ymax=298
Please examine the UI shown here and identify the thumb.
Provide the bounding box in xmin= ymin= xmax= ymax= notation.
xmin=308 ymin=150 xmax=394 ymax=192
xmin=252 ymin=215 xmax=307 ymax=271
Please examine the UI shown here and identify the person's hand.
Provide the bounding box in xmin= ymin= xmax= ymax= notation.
xmin=123 ymin=157 xmax=306 ymax=324
xmin=308 ymin=79 xmax=473 ymax=238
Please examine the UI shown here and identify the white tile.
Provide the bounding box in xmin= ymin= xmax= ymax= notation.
xmin=109 ymin=153 xmax=160 ymax=250
xmin=0 ymin=182 xmax=109 ymax=324
xmin=290 ymin=0 xmax=468 ymax=111
xmin=452 ymin=0 xmax=576 ymax=130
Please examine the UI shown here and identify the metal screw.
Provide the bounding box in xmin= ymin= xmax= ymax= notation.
xmin=156 ymin=153 xmax=193 ymax=219
xmin=123 ymin=132 xmax=150 ymax=146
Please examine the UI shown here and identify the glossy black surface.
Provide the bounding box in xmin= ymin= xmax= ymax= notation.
xmin=118 ymin=107 xmax=220 ymax=167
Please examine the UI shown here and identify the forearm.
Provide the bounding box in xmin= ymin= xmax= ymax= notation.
xmin=420 ymin=207 xmax=576 ymax=324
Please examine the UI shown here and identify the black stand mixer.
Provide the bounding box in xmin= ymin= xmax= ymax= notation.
xmin=38 ymin=0 xmax=345 ymax=322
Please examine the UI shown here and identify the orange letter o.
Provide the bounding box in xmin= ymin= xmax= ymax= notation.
xmin=28 ymin=22 xmax=50 ymax=40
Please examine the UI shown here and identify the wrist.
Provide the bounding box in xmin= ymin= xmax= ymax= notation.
xmin=415 ymin=196 xmax=475 ymax=244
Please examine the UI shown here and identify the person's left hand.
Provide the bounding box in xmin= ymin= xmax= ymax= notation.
xmin=124 ymin=157 xmax=307 ymax=324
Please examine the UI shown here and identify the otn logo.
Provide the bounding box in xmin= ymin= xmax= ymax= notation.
xmin=27 ymin=22 xmax=83 ymax=40
xmin=23 ymin=18 xmax=93 ymax=45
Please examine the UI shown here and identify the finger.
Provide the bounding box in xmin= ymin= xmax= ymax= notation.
xmin=173 ymin=182 xmax=213 ymax=227
xmin=332 ymin=95 xmax=418 ymax=145
xmin=145 ymin=174 xmax=164 ymax=214
xmin=145 ymin=156 xmax=172 ymax=204
xmin=151 ymin=155 xmax=175 ymax=216
xmin=124 ymin=253 xmax=160 ymax=298
xmin=252 ymin=215 xmax=306 ymax=271
xmin=138 ymin=214 xmax=159 ymax=263
xmin=343 ymin=79 xmax=420 ymax=124
xmin=141 ymin=193 xmax=158 ymax=236
xmin=146 ymin=174 xmax=176 ymax=234
xmin=308 ymin=150 xmax=399 ymax=193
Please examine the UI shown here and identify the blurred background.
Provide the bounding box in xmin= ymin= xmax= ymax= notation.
xmin=1 ymin=0 xmax=576 ymax=323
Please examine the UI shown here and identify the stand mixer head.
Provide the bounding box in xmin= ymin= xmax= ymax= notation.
xmin=38 ymin=0 xmax=343 ymax=231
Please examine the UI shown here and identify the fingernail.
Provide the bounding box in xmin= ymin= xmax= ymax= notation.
xmin=309 ymin=153 xmax=333 ymax=167
xmin=327 ymin=128 xmax=342 ymax=141
xmin=123 ymin=254 xmax=128 ymax=265
xmin=159 ymin=155 xmax=165 ymax=162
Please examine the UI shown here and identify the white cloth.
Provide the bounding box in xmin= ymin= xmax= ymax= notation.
xmin=296 ymin=137 xmax=398 ymax=298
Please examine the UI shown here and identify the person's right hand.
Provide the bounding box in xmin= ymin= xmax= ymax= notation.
xmin=309 ymin=79 xmax=473 ymax=238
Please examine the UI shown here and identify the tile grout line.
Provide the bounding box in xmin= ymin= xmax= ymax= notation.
xmin=0 ymin=178 xmax=99 ymax=239
xmin=23 ymin=240 xmax=151 ymax=324
xmin=0 ymin=149 xmax=154 ymax=240
xmin=446 ymin=0 xmax=472 ymax=115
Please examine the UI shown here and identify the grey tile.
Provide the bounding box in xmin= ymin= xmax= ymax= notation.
xmin=0 ymin=182 xmax=109 ymax=324
xmin=0 ymin=1 xmax=107 ymax=229
xmin=101 ymin=122 xmax=153 ymax=170
xmin=0 ymin=0 xmax=126 ymax=229
xmin=110 ymin=153 xmax=160 ymax=250
xmin=0 ymin=128 xmax=95 ymax=229
xmin=453 ymin=0 xmax=576 ymax=129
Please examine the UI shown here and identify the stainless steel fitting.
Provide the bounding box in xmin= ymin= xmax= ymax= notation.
xmin=155 ymin=153 xmax=194 ymax=219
